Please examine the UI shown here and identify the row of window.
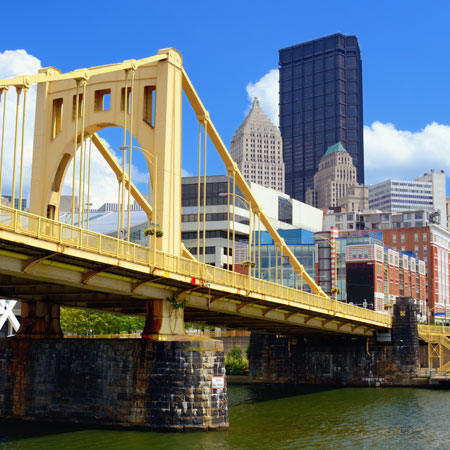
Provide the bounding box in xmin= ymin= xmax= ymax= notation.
xmin=181 ymin=230 xmax=248 ymax=242
xmin=392 ymin=233 xmax=428 ymax=243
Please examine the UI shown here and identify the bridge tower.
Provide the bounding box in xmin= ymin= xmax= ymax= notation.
xmin=30 ymin=48 xmax=182 ymax=257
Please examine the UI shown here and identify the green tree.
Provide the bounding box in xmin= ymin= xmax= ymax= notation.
xmin=225 ymin=345 xmax=249 ymax=375
xmin=60 ymin=307 xmax=145 ymax=335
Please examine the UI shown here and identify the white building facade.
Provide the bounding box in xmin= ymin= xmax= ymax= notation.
xmin=369 ymin=170 xmax=446 ymax=228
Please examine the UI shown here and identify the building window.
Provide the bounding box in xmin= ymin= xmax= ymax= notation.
xmin=423 ymin=233 xmax=427 ymax=242
xmin=414 ymin=246 xmax=419 ymax=255
xmin=401 ymin=234 xmax=405 ymax=243
xmin=392 ymin=235 xmax=397 ymax=243
xmin=423 ymin=245 xmax=427 ymax=255
xmin=414 ymin=233 xmax=418 ymax=242
xmin=401 ymin=246 xmax=405 ymax=252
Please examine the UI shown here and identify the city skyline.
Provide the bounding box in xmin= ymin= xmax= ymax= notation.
xmin=0 ymin=0 xmax=450 ymax=206
xmin=279 ymin=33 xmax=364 ymax=202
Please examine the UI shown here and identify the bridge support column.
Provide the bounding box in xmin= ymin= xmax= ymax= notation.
xmin=0 ymin=337 xmax=228 ymax=430
xmin=15 ymin=301 xmax=62 ymax=339
xmin=0 ymin=298 xmax=228 ymax=430
xmin=390 ymin=296 xmax=420 ymax=381
xmin=248 ymin=297 xmax=420 ymax=386
xmin=141 ymin=299 xmax=185 ymax=340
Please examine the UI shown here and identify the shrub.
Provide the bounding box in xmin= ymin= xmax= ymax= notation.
xmin=225 ymin=345 xmax=249 ymax=375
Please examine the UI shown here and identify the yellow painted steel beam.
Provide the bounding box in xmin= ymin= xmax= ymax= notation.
xmin=0 ymin=244 xmax=380 ymax=336
xmin=0 ymin=54 xmax=168 ymax=88
xmin=181 ymin=69 xmax=327 ymax=298
xmin=91 ymin=133 xmax=152 ymax=219
xmin=0 ymin=205 xmax=391 ymax=329
xmin=181 ymin=242 xmax=196 ymax=261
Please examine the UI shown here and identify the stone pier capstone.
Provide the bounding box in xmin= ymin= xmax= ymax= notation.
xmin=0 ymin=336 xmax=228 ymax=431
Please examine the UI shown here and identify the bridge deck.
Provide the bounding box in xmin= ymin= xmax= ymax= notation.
xmin=0 ymin=205 xmax=392 ymax=335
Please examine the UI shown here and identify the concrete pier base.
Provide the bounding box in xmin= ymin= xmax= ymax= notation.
xmin=249 ymin=297 xmax=420 ymax=387
xmin=0 ymin=336 xmax=228 ymax=431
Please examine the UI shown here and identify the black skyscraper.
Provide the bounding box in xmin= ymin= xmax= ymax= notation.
xmin=279 ymin=33 xmax=364 ymax=202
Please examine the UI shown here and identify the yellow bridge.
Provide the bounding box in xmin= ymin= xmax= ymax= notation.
xmin=0 ymin=48 xmax=392 ymax=338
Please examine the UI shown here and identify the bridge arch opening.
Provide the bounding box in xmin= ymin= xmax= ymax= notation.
xmin=55 ymin=125 xmax=154 ymax=240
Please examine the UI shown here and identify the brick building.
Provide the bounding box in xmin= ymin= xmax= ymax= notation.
xmin=383 ymin=224 xmax=449 ymax=322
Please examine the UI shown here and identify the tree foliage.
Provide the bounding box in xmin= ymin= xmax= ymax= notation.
xmin=60 ymin=307 xmax=145 ymax=335
xmin=225 ymin=345 xmax=249 ymax=375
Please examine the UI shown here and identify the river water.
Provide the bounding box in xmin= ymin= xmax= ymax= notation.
xmin=1 ymin=384 xmax=450 ymax=450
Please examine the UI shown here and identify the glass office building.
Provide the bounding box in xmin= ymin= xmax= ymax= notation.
xmin=279 ymin=33 xmax=364 ymax=202
xmin=253 ymin=229 xmax=383 ymax=300
xmin=255 ymin=229 xmax=316 ymax=291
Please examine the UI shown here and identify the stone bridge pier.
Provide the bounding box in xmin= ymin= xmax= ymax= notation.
xmin=249 ymin=297 xmax=420 ymax=386
xmin=0 ymin=300 xmax=228 ymax=431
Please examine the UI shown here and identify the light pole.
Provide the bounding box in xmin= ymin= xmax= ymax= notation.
xmin=219 ymin=192 xmax=254 ymax=279
xmin=316 ymin=234 xmax=338 ymax=310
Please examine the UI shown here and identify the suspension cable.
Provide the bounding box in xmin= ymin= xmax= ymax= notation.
xmin=253 ymin=209 xmax=256 ymax=276
xmin=86 ymin=137 xmax=92 ymax=229
xmin=275 ymin=245 xmax=278 ymax=284
xmin=11 ymin=87 xmax=21 ymax=209
xmin=202 ymin=120 xmax=207 ymax=263
xmin=248 ymin=201 xmax=252 ymax=279
xmin=0 ymin=88 xmax=8 ymax=199
xmin=226 ymin=173 xmax=230 ymax=270
xmin=18 ymin=87 xmax=28 ymax=212
xmin=71 ymin=80 xmax=80 ymax=226
xmin=127 ymin=69 xmax=135 ymax=241
xmin=117 ymin=182 xmax=121 ymax=239
xmin=232 ymin=172 xmax=236 ymax=271
xmin=258 ymin=213 xmax=261 ymax=278
xmin=196 ymin=121 xmax=201 ymax=259
xmin=121 ymin=70 xmax=129 ymax=238
xmin=78 ymin=81 xmax=87 ymax=228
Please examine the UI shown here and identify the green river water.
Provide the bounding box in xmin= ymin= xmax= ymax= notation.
xmin=1 ymin=385 xmax=450 ymax=450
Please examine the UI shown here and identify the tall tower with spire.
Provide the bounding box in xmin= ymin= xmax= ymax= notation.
xmin=230 ymin=97 xmax=285 ymax=192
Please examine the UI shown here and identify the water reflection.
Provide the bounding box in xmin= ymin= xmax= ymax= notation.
xmin=1 ymin=386 xmax=450 ymax=450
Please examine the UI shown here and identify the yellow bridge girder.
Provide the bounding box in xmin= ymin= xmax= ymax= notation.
xmin=0 ymin=48 xmax=326 ymax=298
xmin=0 ymin=204 xmax=391 ymax=336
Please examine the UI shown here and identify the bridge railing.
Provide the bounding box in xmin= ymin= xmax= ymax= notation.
xmin=418 ymin=325 xmax=450 ymax=336
xmin=0 ymin=205 xmax=391 ymax=327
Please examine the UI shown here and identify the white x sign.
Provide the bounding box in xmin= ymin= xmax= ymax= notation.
xmin=0 ymin=300 xmax=20 ymax=333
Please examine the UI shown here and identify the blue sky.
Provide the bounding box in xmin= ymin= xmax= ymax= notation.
xmin=1 ymin=0 xmax=450 ymax=202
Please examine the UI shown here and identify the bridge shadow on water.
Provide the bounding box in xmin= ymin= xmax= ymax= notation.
xmin=228 ymin=382 xmax=338 ymax=408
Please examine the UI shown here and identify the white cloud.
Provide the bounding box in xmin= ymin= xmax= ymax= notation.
xmin=246 ymin=69 xmax=279 ymax=126
xmin=181 ymin=168 xmax=193 ymax=177
xmin=0 ymin=50 xmax=41 ymax=204
xmin=364 ymin=121 xmax=450 ymax=185
xmin=245 ymin=68 xmax=450 ymax=186
xmin=0 ymin=50 xmax=41 ymax=79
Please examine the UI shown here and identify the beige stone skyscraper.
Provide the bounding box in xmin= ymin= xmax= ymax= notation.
xmin=230 ymin=97 xmax=284 ymax=192
xmin=306 ymin=142 xmax=359 ymax=209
